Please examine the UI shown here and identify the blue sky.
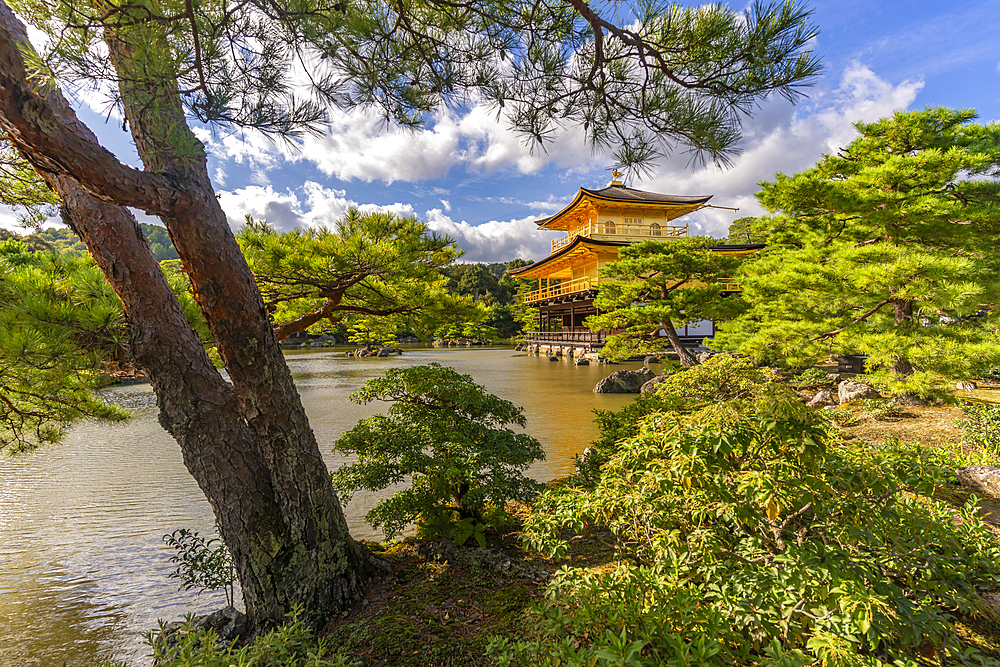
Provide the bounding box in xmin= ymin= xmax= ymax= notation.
xmin=5 ymin=0 xmax=1000 ymax=262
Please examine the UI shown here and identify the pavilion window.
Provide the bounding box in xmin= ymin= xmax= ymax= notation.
xmin=604 ymin=220 xmax=616 ymax=234
xmin=650 ymin=223 xmax=661 ymax=236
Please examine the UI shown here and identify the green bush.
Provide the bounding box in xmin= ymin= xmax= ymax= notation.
xmin=957 ymin=400 xmax=1000 ymax=458
xmin=151 ymin=607 xmax=352 ymax=667
xmin=331 ymin=363 xmax=544 ymax=542
xmin=502 ymin=395 xmax=1000 ymax=666
xmin=653 ymin=354 xmax=776 ymax=402
xmin=791 ymin=367 xmax=833 ymax=389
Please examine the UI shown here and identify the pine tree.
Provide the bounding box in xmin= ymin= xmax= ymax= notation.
xmin=587 ymin=237 xmax=742 ymax=365
xmin=714 ymin=108 xmax=1000 ymax=399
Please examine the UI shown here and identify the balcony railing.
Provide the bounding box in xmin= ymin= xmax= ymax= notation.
xmin=521 ymin=276 xmax=742 ymax=304
xmin=524 ymin=330 xmax=608 ymax=346
xmin=551 ymin=220 xmax=688 ymax=253
xmin=521 ymin=276 xmax=597 ymax=304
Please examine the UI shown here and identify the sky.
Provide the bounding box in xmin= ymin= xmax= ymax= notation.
xmin=4 ymin=0 xmax=1000 ymax=263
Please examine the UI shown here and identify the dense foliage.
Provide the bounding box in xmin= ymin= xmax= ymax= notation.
xmin=491 ymin=363 xmax=1000 ymax=666
xmin=714 ymin=108 xmax=1000 ymax=398
xmin=587 ymin=238 xmax=743 ymax=365
xmin=152 ymin=608 xmax=351 ymax=667
xmin=332 ymin=363 xmax=544 ymax=542
xmin=956 ymin=400 xmax=1000 ymax=460
xmin=0 ymin=240 xmax=127 ymax=453
xmin=237 ymin=211 xmax=479 ymax=342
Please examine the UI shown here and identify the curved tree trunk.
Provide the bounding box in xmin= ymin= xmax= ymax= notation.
xmin=0 ymin=5 xmax=385 ymax=629
xmin=662 ymin=320 xmax=700 ymax=368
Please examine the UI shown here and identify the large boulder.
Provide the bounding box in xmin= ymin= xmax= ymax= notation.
xmin=838 ymin=380 xmax=878 ymax=404
xmin=594 ymin=368 xmax=656 ymax=393
xmin=575 ymin=357 xmax=590 ymax=366
xmin=957 ymin=381 xmax=977 ymax=392
xmin=956 ymin=466 xmax=1000 ymax=498
xmin=640 ymin=374 xmax=672 ymax=394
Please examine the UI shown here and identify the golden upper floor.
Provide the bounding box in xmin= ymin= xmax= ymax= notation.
xmin=537 ymin=178 xmax=713 ymax=254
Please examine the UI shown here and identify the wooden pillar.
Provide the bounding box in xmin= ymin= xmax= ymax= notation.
xmin=570 ymin=304 xmax=575 ymax=332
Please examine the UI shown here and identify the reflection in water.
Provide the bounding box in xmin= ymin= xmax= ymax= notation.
xmin=0 ymin=346 xmax=647 ymax=667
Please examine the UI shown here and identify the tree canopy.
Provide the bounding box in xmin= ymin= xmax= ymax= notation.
xmin=0 ymin=241 xmax=127 ymax=453
xmin=713 ymin=108 xmax=1000 ymax=398
xmin=587 ymin=237 xmax=743 ymax=365
xmin=237 ymin=210 xmax=469 ymax=341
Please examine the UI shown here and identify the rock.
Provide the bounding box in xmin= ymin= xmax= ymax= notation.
xmin=155 ymin=606 xmax=247 ymax=653
xmin=826 ymin=373 xmax=842 ymax=382
xmin=575 ymin=357 xmax=590 ymax=366
xmin=640 ymin=374 xmax=672 ymax=394
xmin=807 ymin=389 xmax=835 ymax=408
xmin=377 ymin=347 xmax=391 ymax=357
xmin=696 ymin=351 xmax=714 ymax=364
xmin=956 ymin=466 xmax=1000 ymax=498
xmin=594 ymin=368 xmax=656 ymax=393
xmin=957 ymin=381 xmax=977 ymax=392
xmin=549 ymin=356 xmax=559 ymax=361
xmin=579 ymin=446 xmax=598 ymax=465
xmin=514 ymin=343 xmax=524 ymax=351
xmin=643 ymin=356 xmax=657 ymax=364
xmin=838 ymin=380 xmax=878 ymax=404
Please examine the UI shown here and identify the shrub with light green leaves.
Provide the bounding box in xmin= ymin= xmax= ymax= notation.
xmin=151 ymin=606 xmax=352 ymax=667
xmin=957 ymin=400 xmax=1000 ymax=459
xmin=496 ymin=376 xmax=1000 ymax=666
xmin=331 ymin=363 xmax=544 ymax=543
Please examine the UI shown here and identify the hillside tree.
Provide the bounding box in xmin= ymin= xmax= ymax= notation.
xmin=713 ymin=108 xmax=1000 ymax=399
xmin=0 ymin=0 xmax=821 ymax=629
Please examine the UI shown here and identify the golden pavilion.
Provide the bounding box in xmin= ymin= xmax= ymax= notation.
xmin=509 ymin=174 xmax=762 ymax=357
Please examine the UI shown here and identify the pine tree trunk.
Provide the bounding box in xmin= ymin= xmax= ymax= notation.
xmin=662 ymin=320 xmax=699 ymax=367
xmin=0 ymin=8 xmax=385 ymax=630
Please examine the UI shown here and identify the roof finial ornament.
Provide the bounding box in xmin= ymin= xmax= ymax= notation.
xmin=610 ymin=168 xmax=624 ymax=187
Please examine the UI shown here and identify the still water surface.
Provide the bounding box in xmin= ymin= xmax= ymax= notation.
xmin=0 ymin=345 xmax=646 ymax=667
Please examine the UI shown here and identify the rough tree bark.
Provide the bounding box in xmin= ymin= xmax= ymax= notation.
xmin=0 ymin=3 xmax=385 ymax=629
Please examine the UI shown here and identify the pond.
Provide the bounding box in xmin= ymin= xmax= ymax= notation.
xmin=0 ymin=345 xmax=650 ymax=667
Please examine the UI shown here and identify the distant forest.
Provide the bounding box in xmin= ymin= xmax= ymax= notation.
xmin=2 ymin=223 xmax=180 ymax=261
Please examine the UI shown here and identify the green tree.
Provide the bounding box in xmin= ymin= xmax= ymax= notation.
xmin=0 ymin=241 xmax=127 ymax=453
xmin=332 ymin=363 xmax=544 ymax=541
xmin=0 ymin=0 xmax=821 ymax=628
xmin=586 ymin=238 xmax=743 ymax=366
xmin=237 ymin=212 xmax=465 ymax=341
xmin=714 ymin=108 xmax=1000 ymax=399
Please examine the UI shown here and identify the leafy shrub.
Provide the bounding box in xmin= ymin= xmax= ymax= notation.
xmin=163 ymin=528 xmax=237 ymax=607
xmin=957 ymin=400 xmax=1000 ymax=458
xmin=653 ymin=354 xmax=775 ymax=402
xmin=502 ymin=398 xmax=1000 ymax=666
xmin=790 ymin=366 xmax=832 ymax=389
xmin=331 ymin=363 xmax=544 ymax=542
xmin=151 ymin=607 xmax=352 ymax=667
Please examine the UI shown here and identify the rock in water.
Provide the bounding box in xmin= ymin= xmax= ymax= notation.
xmin=956 ymin=381 xmax=977 ymax=392
xmin=640 ymin=374 xmax=672 ymax=394
xmin=549 ymin=356 xmax=559 ymax=361
xmin=594 ymin=368 xmax=655 ymax=393
xmin=956 ymin=466 xmax=1000 ymax=498
xmin=807 ymin=389 xmax=835 ymax=408
xmin=575 ymin=357 xmax=590 ymax=366
xmin=643 ymin=356 xmax=657 ymax=364
xmin=838 ymin=380 xmax=878 ymax=404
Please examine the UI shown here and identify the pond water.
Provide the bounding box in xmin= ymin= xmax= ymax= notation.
xmin=0 ymin=345 xmax=649 ymax=667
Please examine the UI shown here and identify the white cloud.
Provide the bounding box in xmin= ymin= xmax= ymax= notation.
xmin=440 ymin=199 xmax=451 ymax=212
xmin=423 ymin=209 xmax=555 ymax=262
xmin=637 ymin=63 xmax=923 ymax=237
